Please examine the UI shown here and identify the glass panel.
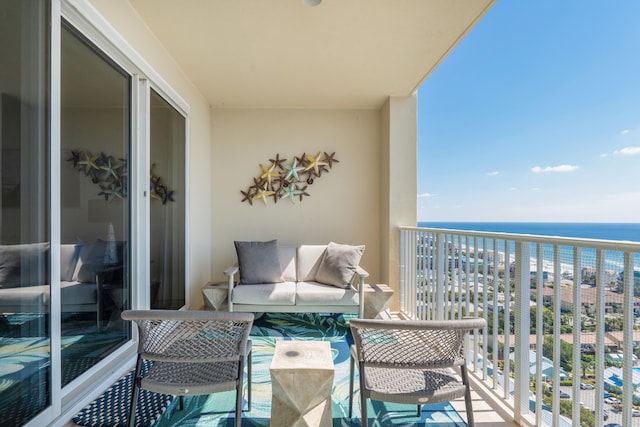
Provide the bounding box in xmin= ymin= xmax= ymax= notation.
xmin=60 ymin=23 xmax=130 ymax=385
xmin=149 ymin=90 xmax=185 ymax=309
xmin=0 ymin=1 xmax=50 ymax=425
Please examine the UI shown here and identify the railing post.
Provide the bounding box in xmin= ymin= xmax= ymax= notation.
xmin=572 ymin=247 xmax=582 ymax=426
xmin=436 ymin=232 xmax=446 ymax=320
xmin=514 ymin=241 xmax=530 ymax=423
xmin=552 ymin=244 xmax=561 ymax=427
xmin=622 ymin=252 xmax=634 ymax=427
xmin=594 ymin=249 xmax=606 ymax=427
xmin=534 ymin=243 xmax=544 ymax=427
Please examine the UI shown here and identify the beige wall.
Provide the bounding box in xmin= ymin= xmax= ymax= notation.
xmin=381 ymin=96 xmax=417 ymax=311
xmin=86 ymin=2 xmax=417 ymax=311
xmin=88 ymin=0 xmax=212 ymax=308
xmin=210 ymin=109 xmax=382 ymax=292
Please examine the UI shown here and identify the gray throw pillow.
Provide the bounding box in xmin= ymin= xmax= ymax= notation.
xmin=234 ymin=240 xmax=284 ymax=285
xmin=0 ymin=242 xmax=50 ymax=288
xmin=75 ymin=239 xmax=107 ymax=283
xmin=315 ymin=242 xmax=365 ymax=288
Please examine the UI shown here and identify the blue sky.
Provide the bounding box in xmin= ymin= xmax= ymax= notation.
xmin=417 ymin=1 xmax=640 ymax=223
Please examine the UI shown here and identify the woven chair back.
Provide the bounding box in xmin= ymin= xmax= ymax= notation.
xmin=124 ymin=310 xmax=254 ymax=364
xmin=350 ymin=318 xmax=486 ymax=369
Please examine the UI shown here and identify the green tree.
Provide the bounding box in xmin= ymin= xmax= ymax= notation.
xmin=605 ymin=317 xmax=623 ymax=332
xmin=530 ymin=305 xmax=554 ymax=335
xmin=543 ymin=336 xmax=573 ymax=372
xmin=581 ymin=354 xmax=595 ymax=378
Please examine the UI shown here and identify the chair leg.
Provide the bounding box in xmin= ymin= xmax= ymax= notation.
xmin=359 ymin=365 xmax=368 ymax=427
xmin=236 ymin=358 xmax=245 ymax=427
xmin=179 ymin=396 xmax=184 ymax=411
xmin=417 ymin=404 xmax=422 ymax=417
xmin=461 ymin=364 xmax=474 ymax=427
xmin=349 ymin=355 xmax=355 ymax=418
xmin=247 ymin=349 xmax=252 ymax=411
xmin=128 ymin=357 xmax=144 ymax=427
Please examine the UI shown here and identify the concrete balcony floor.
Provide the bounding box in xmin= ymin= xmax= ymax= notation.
xmin=452 ymin=375 xmax=519 ymax=427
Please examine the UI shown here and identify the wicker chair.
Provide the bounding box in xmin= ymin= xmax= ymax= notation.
xmin=121 ymin=310 xmax=254 ymax=427
xmin=348 ymin=317 xmax=486 ymax=427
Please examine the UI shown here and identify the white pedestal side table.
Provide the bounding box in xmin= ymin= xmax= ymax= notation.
xmin=270 ymin=340 xmax=334 ymax=427
xmin=362 ymin=283 xmax=394 ymax=318
xmin=201 ymin=281 xmax=228 ymax=311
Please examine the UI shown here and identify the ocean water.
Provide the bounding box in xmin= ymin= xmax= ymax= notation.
xmin=417 ymin=222 xmax=640 ymax=273
xmin=418 ymin=222 xmax=640 ymax=243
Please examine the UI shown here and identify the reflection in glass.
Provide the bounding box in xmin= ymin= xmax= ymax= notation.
xmin=149 ymin=90 xmax=186 ymax=309
xmin=60 ymin=23 xmax=130 ymax=386
xmin=0 ymin=1 xmax=50 ymax=425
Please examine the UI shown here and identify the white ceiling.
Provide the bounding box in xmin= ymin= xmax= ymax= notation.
xmin=128 ymin=0 xmax=495 ymax=109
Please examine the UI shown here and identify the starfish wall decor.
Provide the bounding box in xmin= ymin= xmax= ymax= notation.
xmin=241 ymin=152 xmax=339 ymax=205
xmin=68 ymin=150 xmax=175 ymax=204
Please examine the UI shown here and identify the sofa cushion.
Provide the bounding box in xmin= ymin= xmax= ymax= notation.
xmin=315 ymin=242 xmax=364 ymax=288
xmin=296 ymin=245 xmax=327 ymax=282
xmin=234 ymin=240 xmax=284 ymax=285
xmin=0 ymin=242 xmax=50 ymax=288
xmin=0 ymin=284 xmax=49 ymax=307
xmin=61 ymin=281 xmax=97 ymax=305
xmin=278 ymin=246 xmax=297 ymax=282
xmin=0 ymin=282 xmax=97 ymax=310
xmin=60 ymin=243 xmax=82 ymax=282
xmin=296 ymin=281 xmax=359 ymax=306
xmin=232 ymin=281 xmax=296 ymax=305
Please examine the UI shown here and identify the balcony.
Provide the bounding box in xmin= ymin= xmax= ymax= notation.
xmin=400 ymin=226 xmax=640 ymax=427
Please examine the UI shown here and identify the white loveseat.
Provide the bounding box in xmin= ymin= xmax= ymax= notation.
xmin=0 ymin=240 xmax=123 ymax=327
xmin=224 ymin=241 xmax=369 ymax=317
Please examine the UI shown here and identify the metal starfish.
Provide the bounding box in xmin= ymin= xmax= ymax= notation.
xmin=280 ymin=183 xmax=303 ymax=203
xmin=269 ymin=153 xmax=287 ymax=170
xmin=323 ymin=151 xmax=339 ymax=168
xmin=317 ymin=164 xmax=329 ymax=176
xmin=153 ymin=185 xmax=174 ymax=205
xmin=297 ymin=185 xmax=310 ymax=202
xmin=282 ymin=157 xmax=305 ymax=182
xmin=250 ymin=176 xmax=266 ymax=192
xmin=241 ymin=189 xmax=254 ymax=205
xmin=303 ymin=152 xmax=328 ymax=176
xmin=98 ymin=183 xmax=124 ymax=202
xmin=100 ymin=157 xmax=122 ymax=180
xmin=67 ymin=150 xmax=81 ymax=167
xmin=252 ymin=185 xmax=275 ymax=206
xmin=259 ymin=163 xmax=280 ymax=186
xmin=96 ymin=152 xmax=109 ymax=168
xmin=78 ymin=151 xmax=100 ymax=173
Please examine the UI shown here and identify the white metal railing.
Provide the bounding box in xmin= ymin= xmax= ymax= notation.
xmin=399 ymin=226 xmax=640 ymax=427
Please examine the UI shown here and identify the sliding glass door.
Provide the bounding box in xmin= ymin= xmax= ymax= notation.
xmin=0 ymin=3 xmax=187 ymax=425
xmin=149 ymin=89 xmax=185 ymax=309
xmin=59 ymin=22 xmax=131 ymax=385
xmin=0 ymin=1 xmax=50 ymax=425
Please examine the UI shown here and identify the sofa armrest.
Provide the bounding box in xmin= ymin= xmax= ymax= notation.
xmin=354 ymin=266 xmax=369 ymax=318
xmin=223 ymin=264 xmax=239 ymax=311
xmin=223 ymin=264 xmax=239 ymax=278
xmin=355 ymin=265 xmax=369 ymax=279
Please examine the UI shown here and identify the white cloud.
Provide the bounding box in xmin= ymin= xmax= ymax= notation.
xmin=486 ymin=171 xmax=500 ymax=176
xmin=531 ymin=165 xmax=579 ymax=173
xmin=621 ymin=129 xmax=630 ymax=135
xmin=417 ymin=193 xmax=434 ymax=198
xmin=613 ymin=146 xmax=640 ymax=156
